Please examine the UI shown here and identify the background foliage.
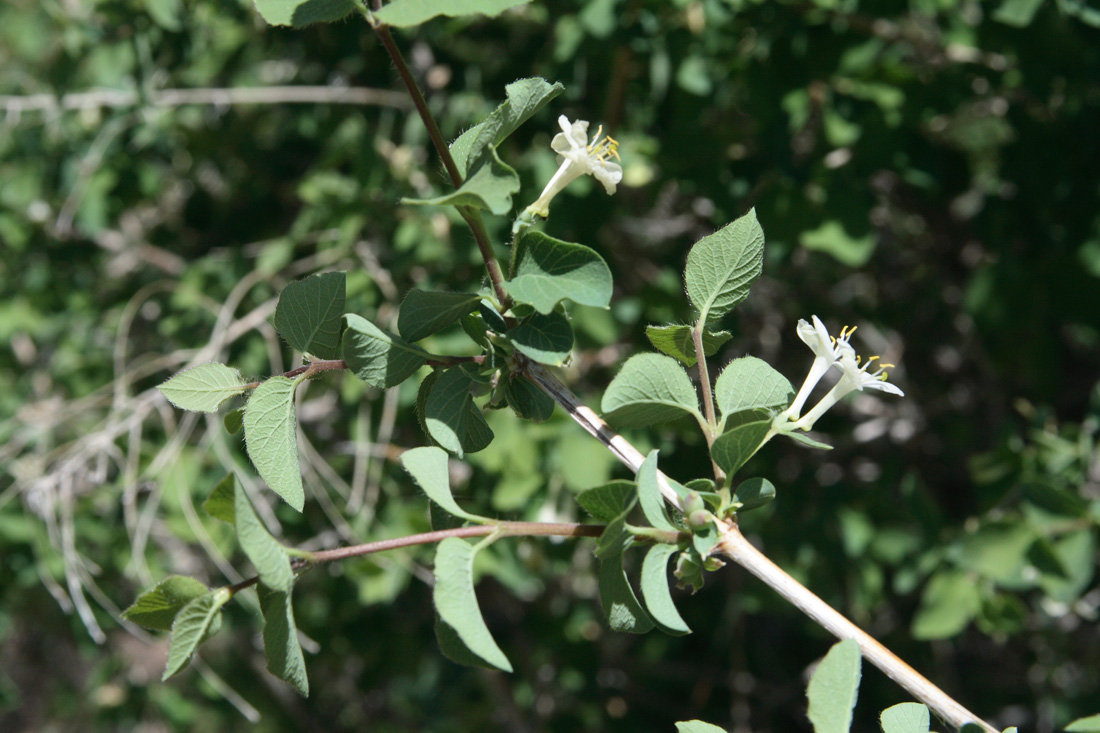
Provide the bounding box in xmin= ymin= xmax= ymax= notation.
xmin=2 ymin=0 xmax=1098 ymax=730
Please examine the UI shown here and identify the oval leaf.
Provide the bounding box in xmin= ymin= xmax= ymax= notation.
xmin=159 ymin=363 xmax=247 ymax=413
xmin=685 ymin=208 xmax=765 ymax=325
xmin=433 ymin=538 xmax=513 ymax=672
xmin=162 ymin=588 xmax=231 ymax=679
xmin=602 ymin=353 xmax=702 ymax=429
xmin=425 ymin=368 xmax=474 ymax=457
xmin=244 ymin=376 xmax=304 ymax=511
xmin=806 ymin=639 xmax=862 ymax=733
xmin=506 ymin=230 xmax=613 ymax=314
xmin=710 ymin=415 xmax=771 ymax=476
xmin=257 ymin=584 xmax=309 ymax=697
xmin=732 ymin=477 xmax=776 ymax=513
xmin=400 ymin=446 xmax=483 ymax=522
xmin=502 ymin=373 xmax=555 ymax=422
xmin=273 ymin=271 xmax=346 ymax=359
xmin=641 ymin=544 xmax=691 ymax=635
xmin=398 ymin=290 xmax=481 ymax=343
xmin=507 ymin=310 xmax=574 ymax=365
xmin=598 ymin=554 xmax=655 ymax=634
xmin=342 ymin=313 xmax=429 ymax=389
xmin=375 ymin=0 xmax=528 ymax=28
xmin=714 ymin=356 xmax=794 ymax=425
xmin=880 ymin=703 xmax=930 ymax=733
xmin=646 ymin=325 xmax=731 ymax=367
xmin=123 ymin=575 xmax=210 ymax=631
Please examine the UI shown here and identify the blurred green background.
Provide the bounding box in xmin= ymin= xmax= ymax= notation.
xmin=2 ymin=0 xmax=1099 ymax=731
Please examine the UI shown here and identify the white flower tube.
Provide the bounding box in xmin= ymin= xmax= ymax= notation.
xmin=525 ymin=115 xmax=623 ymax=218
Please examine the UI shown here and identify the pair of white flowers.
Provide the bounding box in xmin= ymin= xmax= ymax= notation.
xmin=525 ymin=115 xmax=622 ymax=218
xmin=775 ymin=315 xmax=903 ymax=433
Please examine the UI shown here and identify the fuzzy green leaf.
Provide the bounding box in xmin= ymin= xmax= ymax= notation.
xmin=880 ymin=703 xmax=930 ymax=733
xmin=710 ymin=414 xmax=771 ymax=476
xmin=400 ymin=446 xmax=483 ymax=522
xmin=507 ymin=310 xmax=574 ymax=364
xmin=506 ymin=231 xmax=613 ymax=314
xmin=404 ymin=147 xmax=519 ymax=216
xmin=159 ymin=363 xmax=248 ymax=413
xmin=398 ymin=290 xmax=482 ymax=343
xmin=375 ymin=0 xmax=528 ymax=28
xmin=273 ymin=271 xmax=345 ymax=359
xmin=576 ymin=480 xmax=636 ymax=523
xmin=162 ymin=588 xmax=231 ymax=679
xmin=714 ymin=356 xmax=793 ymax=426
xmin=257 ymin=584 xmax=309 ymax=697
xmin=1066 ymin=714 xmax=1100 ymax=732
xmin=598 ymin=554 xmax=655 ymax=634
xmin=602 ymin=353 xmax=701 ymax=429
xmin=641 ymin=544 xmax=691 ymax=635
xmin=342 ymin=313 xmax=429 ymax=389
xmin=685 ymin=209 xmax=765 ymax=325
xmin=645 ymin=325 xmax=731 ymax=368
xmin=675 ymin=722 xmax=729 ymax=733
xmin=636 ymin=450 xmax=675 ymax=531
xmin=424 ymin=368 xmax=495 ymax=458
xmin=234 ymin=480 xmax=294 ymax=592
xmin=252 ymin=0 xmax=355 ymax=27
xmin=433 ymin=538 xmax=512 ymax=672
xmin=785 ymin=431 xmax=834 ymax=450
xmin=123 ymin=576 xmax=210 ymax=631
xmin=243 ymin=376 xmax=304 ymax=511
xmin=806 ymin=639 xmax=862 ymax=733
xmin=202 ymin=474 xmax=236 ymax=524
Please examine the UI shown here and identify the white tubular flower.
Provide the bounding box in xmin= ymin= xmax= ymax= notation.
xmin=775 ymin=315 xmax=903 ymax=432
xmin=525 ymin=115 xmax=622 ymax=218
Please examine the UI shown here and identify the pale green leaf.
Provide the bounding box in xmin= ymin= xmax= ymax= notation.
xmin=645 ymin=325 xmax=731 ymax=367
xmin=640 ymin=544 xmax=691 ymax=635
xmin=123 ymin=576 xmax=210 ymax=631
xmin=598 ymin=554 xmax=654 ymax=634
xmin=601 ymin=353 xmax=701 ymax=428
xmin=433 ymin=538 xmax=513 ymax=672
xmin=273 ymin=271 xmax=346 ymax=359
xmin=507 ymin=310 xmax=574 ymax=365
xmin=159 ymin=363 xmax=248 ymax=413
xmin=685 ymin=208 xmax=765 ymax=325
xmin=710 ymin=415 xmax=771 ymax=476
xmin=576 ymin=480 xmax=636 ymax=523
xmin=506 ymin=230 xmax=613 ymax=314
xmin=714 ymin=356 xmax=793 ymax=426
xmin=785 ymin=431 xmax=834 ymax=450
xmin=434 ymin=615 xmax=500 ymax=669
xmin=1066 ymin=714 xmax=1100 ymax=732
xmin=732 ymin=477 xmax=776 ymax=513
xmin=403 ymin=148 xmax=519 ymax=215
xmin=800 ymin=220 xmax=876 ymax=268
xmin=993 ymin=0 xmax=1046 ymax=26
xmin=676 ymin=721 xmax=729 ymax=733
xmin=911 ymin=570 xmax=982 ymax=639
xmin=636 ymin=450 xmax=675 ymax=531
xmin=202 ymin=474 xmax=236 ymax=524
xmin=400 ymin=446 xmax=483 ymax=522
xmin=234 ymin=480 xmax=294 ymax=592
xmin=162 ymin=588 xmax=231 ymax=679
xmin=398 ymin=290 xmax=481 ymax=343
xmin=243 ymin=376 xmax=304 ymax=511
xmin=342 ymin=313 xmax=429 ymax=389
xmin=257 ymin=584 xmax=309 ymax=697
xmin=806 ymin=639 xmax=862 ymax=733
xmin=879 ymin=703 xmax=930 ymax=733
xmin=375 ymin=0 xmax=528 ymax=28
xmin=252 ymin=0 xmax=355 ymax=27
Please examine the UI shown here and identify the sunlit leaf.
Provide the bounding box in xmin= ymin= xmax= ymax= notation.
xmin=636 ymin=450 xmax=675 ymax=531
xmin=645 ymin=325 xmax=731 ymax=368
xmin=243 ymin=376 xmax=304 ymax=511
xmin=159 ymin=363 xmax=248 ymax=413
xmin=375 ymin=0 xmax=528 ymax=29
xmin=806 ymin=639 xmax=862 ymax=733
xmin=640 ymin=544 xmax=691 ymax=635
xmin=506 ymin=230 xmax=612 ymax=314
xmin=685 ymin=209 xmax=765 ymax=325
xmin=273 ymin=271 xmax=345 ymax=359
xmin=162 ymin=588 xmax=231 ymax=679
xmin=601 ymin=353 xmax=702 ymax=428
xmin=400 ymin=446 xmax=483 ymax=522
xmin=879 ymin=703 xmax=930 ymax=733
xmin=714 ymin=356 xmax=793 ymax=427
xmin=342 ymin=313 xmax=429 ymax=390
xmin=433 ymin=538 xmax=512 ymax=672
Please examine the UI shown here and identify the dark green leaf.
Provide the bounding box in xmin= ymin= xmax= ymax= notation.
xmin=159 ymin=363 xmax=248 ymax=413
xmin=398 ymin=290 xmax=482 ymax=343
xmin=342 ymin=313 xmax=429 ymax=389
xmin=601 ymin=353 xmax=702 ymax=428
xmin=252 ymin=0 xmax=355 ymax=27
xmin=685 ymin=209 xmax=765 ymax=325
xmin=502 ymin=374 xmax=555 ymax=421
xmin=710 ymin=415 xmax=771 ymax=476
xmin=714 ymin=356 xmax=793 ymax=426
xmin=234 ymin=480 xmax=294 ymax=592
xmin=806 ymin=639 xmax=862 ymax=733
xmin=273 ymin=271 xmax=345 ymax=359
xmin=640 ymin=544 xmax=691 ymax=635
xmin=257 ymin=584 xmax=309 ymax=697
xmin=243 ymin=376 xmax=304 ymax=511
xmin=375 ymin=0 xmax=529 ymax=29
xmin=123 ymin=575 xmax=210 ymax=631
xmin=433 ymin=538 xmax=512 ymax=672
xmin=993 ymin=0 xmax=1046 ymax=26
xmin=202 ymin=474 xmax=236 ymax=524
xmin=598 ymin=554 xmax=655 ymax=634
xmin=645 ymin=325 xmax=731 ymax=368
xmin=506 ymin=230 xmax=613 ymax=314
xmin=507 ymin=310 xmax=574 ymax=365
xmin=732 ymin=477 xmax=776 ymax=513
xmin=223 ymin=408 xmax=244 ymax=435
xmin=577 ymin=480 xmax=636 ymax=523
xmin=162 ymin=588 xmax=231 ymax=679
xmin=425 ymin=368 xmax=475 ymax=457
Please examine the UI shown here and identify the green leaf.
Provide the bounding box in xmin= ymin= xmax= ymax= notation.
xmin=806 ymin=639 xmax=862 ymax=733
xmin=676 ymin=721 xmax=729 ymax=733
xmin=784 ymin=431 xmax=834 ymax=450
xmin=234 ymin=480 xmax=294 ymax=592
xmin=732 ymin=477 xmax=776 ymax=513
xmin=601 ymin=353 xmax=702 ymax=428
xmin=685 ymin=208 xmax=765 ymax=325
xmin=398 ymin=290 xmax=482 ymax=343
xmin=640 ymin=544 xmax=691 ymax=635
xmin=1066 ymin=714 xmax=1100 ymax=732
xmin=692 ymin=519 xmax=719 ymax=558
xmin=636 ymin=450 xmax=675 ymax=531
xmin=450 ymin=77 xmax=564 ymax=177
xmin=123 ymin=576 xmax=210 ymax=631
xmin=576 ymin=480 xmax=636 ymax=522
xmin=506 ymin=230 xmax=613 ymax=314
xmin=710 ymin=414 xmax=771 ymax=476
xmin=462 ymin=399 xmax=495 ymax=453
xmin=714 ymin=356 xmax=793 ymax=426
xmin=879 ymin=703 xmax=930 ymax=733
xmin=162 ymin=588 xmax=231 ymax=679
xmin=433 ymin=538 xmax=512 ymax=672
xmin=252 ymin=0 xmax=355 ymax=27
xmin=911 ymin=570 xmax=982 ymax=640
xmin=202 ymin=474 xmax=236 ymax=524
xmin=374 ymin=0 xmax=528 ymax=28
xmin=273 ymin=271 xmax=346 ymax=359
xmin=257 ymin=584 xmax=309 ymax=697
xmin=400 ymin=446 xmax=483 ymax=523
xmin=800 ymin=220 xmax=876 ymax=268
xmin=243 ymin=376 xmax=304 ymax=511
xmin=159 ymin=363 xmax=248 ymax=413
xmin=403 ymin=147 xmax=520 ymax=216
xmin=507 ymin=310 xmax=574 ymax=365
xmin=425 ymin=368 xmax=495 ymax=458
xmin=598 ymin=554 xmax=655 ymax=634
xmin=502 ymin=374 xmax=555 ymax=422
xmin=434 ymin=615 xmax=500 ymax=669
xmin=342 ymin=313 xmax=429 ymax=389
xmin=993 ymin=0 xmax=1046 ymax=26
xmin=645 ymin=325 xmax=732 ymax=367
xmin=223 ymin=408 xmax=244 ymax=435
